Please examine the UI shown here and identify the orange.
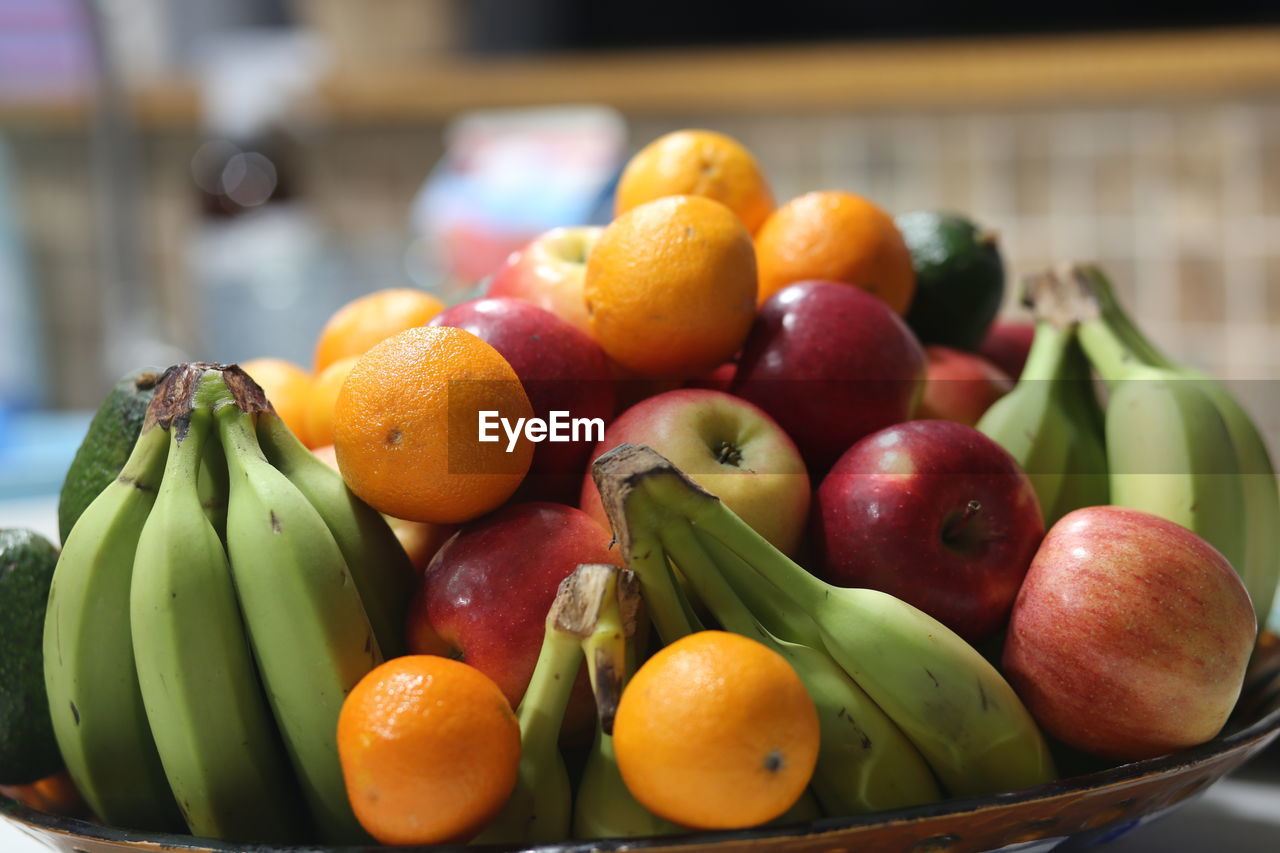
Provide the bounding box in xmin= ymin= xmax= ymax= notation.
xmin=0 ymin=772 xmax=87 ymax=817
xmin=612 ymin=630 xmax=820 ymax=830
xmin=337 ymin=655 xmax=520 ymax=845
xmin=615 ymin=129 xmax=775 ymax=233
xmin=332 ymin=326 xmax=534 ymax=525
xmin=754 ymin=190 xmax=916 ymax=313
xmin=584 ymin=195 xmax=757 ymax=379
xmin=238 ymin=358 xmax=313 ymax=446
xmin=304 ymin=355 xmax=359 ymax=449
xmin=314 ymin=288 xmax=446 ymax=373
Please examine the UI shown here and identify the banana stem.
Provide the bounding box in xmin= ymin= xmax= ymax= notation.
xmin=693 ymin=530 xmax=824 ymax=648
xmin=568 ymin=564 xmax=638 ymax=735
xmin=1016 ymin=320 xmax=1073 ymax=383
xmin=1077 ymin=313 xmax=1143 ymax=384
xmin=644 ymin=474 xmax=831 ymax=616
xmin=519 ymin=616 xmax=586 ymax=759
xmin=616 ymin=519 xmax=699 ymax=644
xmin=1075 ymin=265 xmax=1172 ymax=369
xmin=658 ymin=518 xmax=767 ymax=641
xmin=163 ymin=403 xmax=209 ymax=486
xmin=214 ymin=402 xmax=270 ymax=476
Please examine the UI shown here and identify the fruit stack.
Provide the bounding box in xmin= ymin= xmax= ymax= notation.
xmin=1 ymin=129 xmax=1275 ymax=849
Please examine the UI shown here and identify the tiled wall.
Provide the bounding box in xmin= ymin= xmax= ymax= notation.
xmin=10 ymin=98 xmax=1280 ymax=446
xmin=632 ymin=102 xmax=1280 ymax=383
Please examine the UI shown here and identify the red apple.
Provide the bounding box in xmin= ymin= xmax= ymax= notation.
xmin=732 ymin=281 xmax=927 ymax=474
xmin=486 ymin=225 xmax=602 ymax=337
xmin=580 ymin=388 xmax=810 ymax=555
xmin=978 ymin=320 xmax=1035 ymax=380
xmin=917 ymin=345 xmax=1014 ymax=427
xmin=430 ymin=297 xmax=615 ymax=504
xmin=1003 ymin=506 xmax=1256 ymax=760
xmin=814 ymin=419 xmax=1044 ymax=641
xmin=405 ymin=502 xmax=616 ymax=740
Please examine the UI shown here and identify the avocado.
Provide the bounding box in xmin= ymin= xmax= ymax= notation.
xmin=898 ymin=210 xmax=1005 ymax=352
xmin=57 ymin=368 xmax=161 ymax=544
xmin=0 ymin=528 xmax=62 ymax=785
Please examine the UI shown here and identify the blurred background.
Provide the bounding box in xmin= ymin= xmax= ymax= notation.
xmin=1 ymin=0 xmax=1279 ymax=500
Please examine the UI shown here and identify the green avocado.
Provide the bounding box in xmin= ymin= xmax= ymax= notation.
xmin=0 ymin=528 xmax=62 ymax=785
xmin=898 ymin=210 xmax=1005 ymax=352
xmin=57 ymin=368 xmax=162 ymax=544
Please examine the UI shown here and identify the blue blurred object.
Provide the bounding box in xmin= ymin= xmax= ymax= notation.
xmin=0 ymin=134 xmax=44 ymax=411
xmin=0 ymin=408 xmax=91 ymax=500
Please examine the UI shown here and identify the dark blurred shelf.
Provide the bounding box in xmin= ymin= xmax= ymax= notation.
xmin=3 ymin=26 xmax=1280 ymax=129
xmin=311 ymin=26 xmax=1280 ymax=120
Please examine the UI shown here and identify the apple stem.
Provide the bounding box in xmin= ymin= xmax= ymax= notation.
xmin=944 ymin=500 xmax=983 ymax=542
xmin=714 ymin=440 xmax=743 ymax=467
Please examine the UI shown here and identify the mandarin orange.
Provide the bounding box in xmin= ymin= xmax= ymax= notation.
xmin=615 ymin=129 xmax=774 ymax=233
xmin=584 ymin=195 xmax=757 ymax=379
xmin=612 ymin=630 xmax=819 ymax=830
xmin=337 ymin=656 xmax=520 ymax=845
xmin=332 ymin=326 xmax=534 ymax=525
xmin=314 ymin=288 xmax=445 ymax=373
xmin=754 ymin=190 xmax=916 ymax=313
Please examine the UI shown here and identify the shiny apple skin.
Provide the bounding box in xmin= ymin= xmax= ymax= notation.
xmin=1003 ymin=506 xmax=1257 ymax=760
xmin=732 ymin=281 xmax=927 ymax=474
xmin=405 ymin=502 xmax=616 ymax=740
xmin=814 ymin=419 xmax=1044 ymax=641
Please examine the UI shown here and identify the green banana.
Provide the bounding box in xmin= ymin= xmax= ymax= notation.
xmin=1066 ymin=265 xmax=1278 ymax=628
xmin=130 ymin=373 xmax=308 ymax=842
xmin=1029 ymin=269 xmax=1251 ymax=589
xmin=595 ymin=444 xmax=1057 ymax=798
xmin=977 ymin=318 xmax=1108 ymax=526
xmin=656 ymin=516 xmax=942 ymax=815
xmin=591 ymin=448 xmax=706 ymax=643
xmin=571 ymin=563 xmax=681 ymax=840
xmin=254 ymin=405 xmax=414 ymax=658
xmin=473 ymin=571 xmax=583 ymax=845
xmin=216 ymin=394 xmax=379 ymax=844
xmin=42 ymin=372 xmax=184 ymax=831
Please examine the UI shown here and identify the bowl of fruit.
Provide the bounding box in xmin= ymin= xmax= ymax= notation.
xmin=3 ymin=130 xmax=1278 ymax=853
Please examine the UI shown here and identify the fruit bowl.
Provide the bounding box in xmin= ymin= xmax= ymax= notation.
xmin=4 ymin=633 xmax=1277 ymax=853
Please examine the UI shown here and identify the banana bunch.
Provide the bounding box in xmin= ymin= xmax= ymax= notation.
xmin=43 ymin=363 xmax=414 ymax=844
xmin=1026 ymin=265 xmax=1279 ymax=627
xmin=591 ymin=444 xmax=1058 ymax=805
xmin=473 ymin=568 xmax=585 ymax=845
xmin=977 ymin=317 xmax=1108 ymax=526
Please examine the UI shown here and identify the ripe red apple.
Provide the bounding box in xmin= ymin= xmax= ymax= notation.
xmin=405 ymin=502 xmax=616 ymax=740
xmin=978 ymin=320 xmax=1035 ymax=380
xmin=732 ymin=281 xmax=927 ymax=473
xmin=1003 ymin=506 xmax=1256 ymax=761
xmin=917 ymin=345 xmax=1014 ymax=427
xmin=430 ymin=297 xmax=615 ymax=504
xmin=814 ymin=419 xmax=1044 ymax=641
xmin=486 ymin=225 xmax=602 ymax=337
xmin=580 ymin=388 xmax=810 ymax=555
